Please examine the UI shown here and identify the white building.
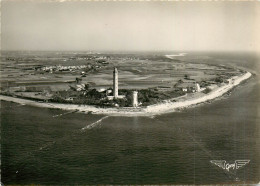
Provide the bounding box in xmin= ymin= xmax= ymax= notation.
xmin=132 ymin=91 xmax=138 ymax=107
xmin=107 ymin=67 xmax=125 ymax=100
xmin=113 ymin=67 xmax=118 ymax=97
xmin=195 ymin=83 xmax=200 ymax=92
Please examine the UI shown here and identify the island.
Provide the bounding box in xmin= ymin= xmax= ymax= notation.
xmin=0 ymin=52 xmax=252 ymax=116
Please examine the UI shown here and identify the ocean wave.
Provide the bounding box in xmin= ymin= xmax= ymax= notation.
xmin=81 ymin=116 xmax=109 ymax=130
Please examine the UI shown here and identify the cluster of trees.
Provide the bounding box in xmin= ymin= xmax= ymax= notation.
xmin=98 ymin=97 xmax=131 ymax=107
xmin=215 ymin=76 xmax=229 ymax=84
xmin=200 ymin=81 xmax=211 ymax=88
xmin=51 ymin=87 xmax=186 ymax=107
xmin=51 ymin=89 xmax=106 ymax=105
xmin=203 ymin=87 xmax=212 ymax=94
xmin=51 ymin=95 xmax=69 ymax=103
xmin=214 ymin=77 xmax=224 ymax=83
xmin=138 ymin=89 xmax=160 ymax=106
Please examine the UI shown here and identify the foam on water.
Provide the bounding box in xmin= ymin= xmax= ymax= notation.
xmin=81 ymin=116 xmax=109 ymax=130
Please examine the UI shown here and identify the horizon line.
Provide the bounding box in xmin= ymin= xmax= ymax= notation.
xmin=1 ymin=49 xmax=259 ymax=53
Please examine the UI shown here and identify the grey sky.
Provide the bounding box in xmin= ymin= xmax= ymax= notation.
xmin=2 ymin=1 xmax=260 ymax=52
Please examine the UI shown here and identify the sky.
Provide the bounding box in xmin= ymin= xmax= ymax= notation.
xmin=2 ymin=1 xmax=260 ymax=52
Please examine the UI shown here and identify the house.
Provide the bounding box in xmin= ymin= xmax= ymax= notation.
xmin=65 ymin=97 xmax=77 ymax=101
xmin=176 ymin=82 xmax=201 ymax=93
xmin=182 ymin=88 xmax=188 ymax=92
xmin=97 ymin=88 xmax=106 ymax=92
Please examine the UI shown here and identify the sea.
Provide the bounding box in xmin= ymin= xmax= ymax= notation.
xmin=1 ymin=52 xmax=259 ymax=185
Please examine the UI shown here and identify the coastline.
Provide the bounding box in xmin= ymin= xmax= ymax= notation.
xmin=145 ymin=72 xmax=252 ymax=114
xmin=0 ymin=72 xmax=252 ymax=116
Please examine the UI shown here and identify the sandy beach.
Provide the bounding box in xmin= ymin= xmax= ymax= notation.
xmin=0 ymin=72 xmax=252 ymax=116
xmin=145 ymin=72 xmax=252 ymax=114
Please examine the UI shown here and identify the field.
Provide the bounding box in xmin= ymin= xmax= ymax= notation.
xmin=0 ymin=51 xmax=243 ymax=105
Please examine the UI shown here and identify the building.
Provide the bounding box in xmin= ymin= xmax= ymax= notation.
xmin=195 ymin=83 xmax=200 ymax=92
xmin=132 ymin=91 xmax=138 ymax=107
xmin=176 ymin=82 xmax=201 ymax=93
xmin=107 ymin=67 xmax=125 ymax=100
xmin=97 ymin=88 xmax=106 ymax=93
xmin=182 ymin=88 xmax=188 ymax=92
xmin=106 ymin=89 xmax=112 ymax=95
xmin=113 ymin=67 xmax=118 ymax=97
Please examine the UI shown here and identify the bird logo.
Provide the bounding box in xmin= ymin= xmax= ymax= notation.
xmin=210 ymin=160 xmax=250 ymax=172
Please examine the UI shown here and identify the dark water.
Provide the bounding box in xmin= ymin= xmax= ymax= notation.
xmin=1 ymin=52 xmax=260 ymax=184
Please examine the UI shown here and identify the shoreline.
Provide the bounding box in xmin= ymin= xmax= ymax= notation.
xmin=0 ymin=72 xmax=252 ymax=116
xmin=145 ymin=72 xmax=252 ymax=114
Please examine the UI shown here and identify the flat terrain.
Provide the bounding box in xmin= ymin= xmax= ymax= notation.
xmin=1 ymin=51 xmax=242 ymax=94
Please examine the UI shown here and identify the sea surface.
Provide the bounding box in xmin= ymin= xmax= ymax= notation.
xmin=1 ymin=52 xmax=260 ymax=184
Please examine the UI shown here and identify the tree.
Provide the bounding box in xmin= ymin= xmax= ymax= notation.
xmin=203 ymin=87 xmax=212 ymax=94
xmin=215 ymin=77 xmax=224 ymax=83
xmin=84 ymin=84 xmax=90 ymax=90
xmin=76 ymin=77 xmax=82 ymax=84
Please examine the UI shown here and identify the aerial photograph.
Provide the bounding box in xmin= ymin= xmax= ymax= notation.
xmin=0 ymin=1 xmax=259 ymax=185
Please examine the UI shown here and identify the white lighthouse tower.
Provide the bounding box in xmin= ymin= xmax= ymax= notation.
xmin=113 ymin=67 xmax=118 ymax=97
xmin=132 ymin=91 xmax=138 ymax=107
xmin=195 ymin=83 xmax=200 ymax=92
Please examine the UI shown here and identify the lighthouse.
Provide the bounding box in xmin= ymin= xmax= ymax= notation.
xmin=195 ymin=83 xmax=200 ymax=92
xmin=113 ymin=67 xmax=118 ymax=97
xmin=132 ymin=91 xmax=138 ymax=107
